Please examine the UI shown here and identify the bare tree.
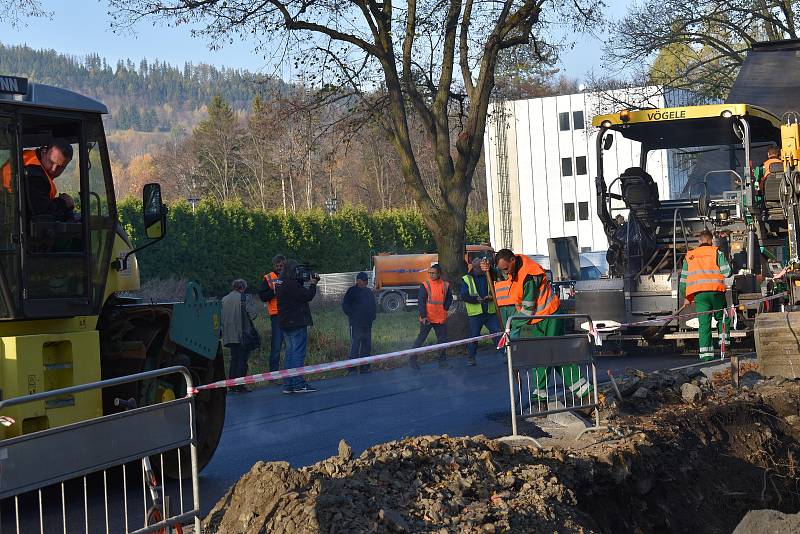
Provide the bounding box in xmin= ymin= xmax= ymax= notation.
xmin=108 ymin=0 xmax=600 ymax=283
xmin=605 ymin=1 xmax=800 ymax=99
xmin=241 ymin=95 xmax=280 ymax=210
xmin=1 ymin=0 xmax=50 ymax=27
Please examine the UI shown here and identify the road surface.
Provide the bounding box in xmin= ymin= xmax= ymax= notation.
xmin=198 ymin=348 xmax=698 ymax=512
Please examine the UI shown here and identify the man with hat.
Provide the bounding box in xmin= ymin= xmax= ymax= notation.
xmin=460 ymin=257 xmax=501 ymax=366
xmin=342 ymin=271 xmax=377 ymax=373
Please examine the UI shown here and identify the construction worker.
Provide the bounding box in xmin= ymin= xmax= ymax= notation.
xmin=460 ymin=257 xmax=500 ymax=366
xmin=410 ymin=263 xmax=452 ymax=370
xmin=494 ymin=275 xmax=515 ymax=327
xmin=759 ymin=146 xmax=783 ymax=192
xmin=680 ymin=230 xmax=732 ymax=361
xmin=489 ymin=249 xmax=589 ymax=400
xmin=1 ymin=142 xmax=76 ymax=220
xmin=258 ymin=254 xmax=286 ymax=372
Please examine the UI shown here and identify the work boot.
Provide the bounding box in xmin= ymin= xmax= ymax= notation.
xmin=467 ymin=356 xmax=477 ymax=366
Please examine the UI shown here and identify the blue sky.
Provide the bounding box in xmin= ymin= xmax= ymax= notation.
xmin=0 ymin=0 xmax=632 ymax=81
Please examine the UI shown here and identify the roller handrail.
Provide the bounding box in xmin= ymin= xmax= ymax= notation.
xmin=0 ymin=366 xmax=193 ymax=410
xmin=504 ymin=313 xmax=594 ymax=333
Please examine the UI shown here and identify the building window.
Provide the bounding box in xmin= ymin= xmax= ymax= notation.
xmin=581 ymin=246 xmax=592 ymax=253
xmin=564 ymin=202 xmax=575 ymax=222
xmin=579 ymin=201 xmax=589 ymax=220
xmin=558 ymin=112 xmax=570 ymax=131
xmin=575 ymin=156 xmax=587 ymax=175
xmin=561 ymin=157 xmax=573 ymax=176
xmin=573 ymin=110 xmax=585 ymax=130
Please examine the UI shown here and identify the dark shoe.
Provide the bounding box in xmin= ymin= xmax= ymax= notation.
xmin=294 ymin=384 xmax=317 ymax=393
xmin=282 ymin=387 xmax=295 ymax=394
xmin=409 ymin=359 xmax=420 ymax=370
xmin=699 ymin=354 xmax=716 ymax=362
xmin=467 ymin=357 xmax=477 ymax=366
xmin=438 ymin=360 xmax=451 ymax=369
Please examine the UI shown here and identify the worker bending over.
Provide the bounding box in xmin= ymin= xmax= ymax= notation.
xmin=680 ymin=230 xmax=732 ymax=361
xmin=488 ymin=249 xmax=589 ymax=400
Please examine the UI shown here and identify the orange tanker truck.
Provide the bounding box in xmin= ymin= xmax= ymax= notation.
xmin=372 ymin=245 xmax=494 ymax=312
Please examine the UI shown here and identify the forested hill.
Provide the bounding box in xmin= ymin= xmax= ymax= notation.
xmin=0 ymin=42 xmax=279 ymax=131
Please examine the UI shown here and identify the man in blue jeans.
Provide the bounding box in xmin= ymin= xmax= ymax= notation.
xmin=259 ymin=255 xmax=286 ymax=372
xmin=460 ymin=258 xmax=500 ymax=365
xmin=342 ymin=272 xmax=377 ymax=374
xmin=221 ymin=279 xmax=253 ymax=393
xmin=275 ymin=259 xmax=320 ymax=394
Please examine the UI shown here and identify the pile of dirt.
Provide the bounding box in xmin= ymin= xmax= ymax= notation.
xmin=205 ymin=376 xmax=800 ymax=534
xmin=204 ymin=436 xmax=598 ymax=533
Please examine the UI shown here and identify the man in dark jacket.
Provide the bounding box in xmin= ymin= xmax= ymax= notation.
xmin=342 ymin=271 xmax=377 ymax=374
xmin=258 ymin=254 xmax=286 ymax=372
xmin=460 ymin=258 xmax=501 ymax=366
xmin=276 ymin=259 xmax=319 ymax=394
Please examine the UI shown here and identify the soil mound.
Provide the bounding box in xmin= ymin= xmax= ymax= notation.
xmin=205 ymin=376 xmax=800 ymax=534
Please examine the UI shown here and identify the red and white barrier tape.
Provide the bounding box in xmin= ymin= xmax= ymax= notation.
xmin=614 ymin=292 xmax=786 ymax=329
xmin=190 ymin=331 xmax=503 ymax=394
xmin=191 ymin=292 xmax=786 ymax=394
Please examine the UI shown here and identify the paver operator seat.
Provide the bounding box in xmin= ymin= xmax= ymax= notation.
xmin=620 ymin=166 xmax=660 ymax=225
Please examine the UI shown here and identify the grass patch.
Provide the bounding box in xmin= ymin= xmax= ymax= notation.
xmin=222 ymin=299 xmax=499 ymax=384
xmin=224 ymin=308 xmax=421 ymax=382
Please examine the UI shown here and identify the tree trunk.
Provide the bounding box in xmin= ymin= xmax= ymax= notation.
xmin=280 ymin=164 xmax=287 ymax=215
xmin=429 ymin=202 xmax=470 ymax=345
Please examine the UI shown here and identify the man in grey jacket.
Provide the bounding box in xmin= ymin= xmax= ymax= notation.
xmin=221 ymin=279 xmax=252 ymax=393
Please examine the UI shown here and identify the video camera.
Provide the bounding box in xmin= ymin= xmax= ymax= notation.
xmin=294 ymin=263 xmax=321 ymax=284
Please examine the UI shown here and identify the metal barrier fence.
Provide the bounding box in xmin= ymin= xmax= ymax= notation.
xmin=0 ymin=366 xmax=201 ymax=534
xmin=317 ymin=271 xmax=374 ymax=297
xmin=505 ymin=315 xmax=600 ymax=439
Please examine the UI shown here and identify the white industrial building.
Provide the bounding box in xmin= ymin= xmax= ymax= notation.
xmin=483 ymin=86 xmax=704 ymax=255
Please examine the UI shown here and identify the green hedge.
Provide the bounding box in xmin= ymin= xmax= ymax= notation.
xmin=119 ymin=199 xmax=489 ymax=295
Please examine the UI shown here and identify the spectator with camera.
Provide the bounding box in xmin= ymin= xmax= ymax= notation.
xmin=276 ymin=259 xmax=320 ymax=394
xmin=221 ymin=279 xmax=259 ymax=394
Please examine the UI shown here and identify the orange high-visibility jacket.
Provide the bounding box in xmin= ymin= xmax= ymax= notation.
xmin=683 ymin=245 xmax=725 ymax=299
xmin=263 ymin=271 xmax=280 ymax=316
xmin=760 ymin=157 xmax=783 ymax=190
xmin=508 ymin=255 xmax=560 ymax=325
xmin=494 ymin=278 xmax=513 ymax=308
xmin=1 ymin=150 xmax=58 ymax=199
xmin=423 ymin=279 xmax=449 ymax=325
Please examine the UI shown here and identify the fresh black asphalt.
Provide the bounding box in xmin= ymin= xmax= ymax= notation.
xmin=198 ymin=348 xmax=698 ymax=512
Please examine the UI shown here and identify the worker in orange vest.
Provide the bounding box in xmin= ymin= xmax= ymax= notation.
xmin=679 ymin=230 xmax=732 ymax=361
xmin=759 ymin=146 xmax=783 ymax=192
xmin=1 ymin=142 xmax=75 ymax=220
xmin=258 ymin=254 xmax=286 ymax=372
xmin=494 ymin=276 xmax=515 ymax=327
xmin=490 ymin=249 xmax=589 ymax=400
xmin=409 ymin=263 xmax=452 ymax=370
